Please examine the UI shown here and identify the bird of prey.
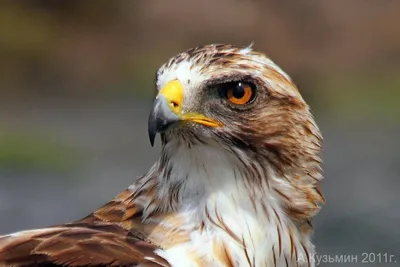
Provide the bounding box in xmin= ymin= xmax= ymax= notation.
xmin=0 ymin=44 xmax=324 ymax=267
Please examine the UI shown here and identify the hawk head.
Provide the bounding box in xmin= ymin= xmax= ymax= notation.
xmin=149 ymin=44 xmax=324 ymax=221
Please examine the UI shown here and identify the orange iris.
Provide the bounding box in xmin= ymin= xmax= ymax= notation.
xmin=227 ymin=82 xmax=254 ymax=105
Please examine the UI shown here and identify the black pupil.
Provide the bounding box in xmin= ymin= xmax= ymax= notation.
xmin=232 ymin=83 xmax=246 ymax=98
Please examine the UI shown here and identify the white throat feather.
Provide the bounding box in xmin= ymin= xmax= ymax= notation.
xmin=134 ymin=139 xmax=316 ymax=267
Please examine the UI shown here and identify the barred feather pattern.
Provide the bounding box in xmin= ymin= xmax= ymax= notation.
xmin=0 ymin=44 xmax=323 ymax=267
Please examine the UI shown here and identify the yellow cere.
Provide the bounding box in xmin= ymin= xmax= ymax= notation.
xmin=158 ymin=79 xmax=223 ymax=128
xmin=158 ymin=80 xmax=184 ymax=114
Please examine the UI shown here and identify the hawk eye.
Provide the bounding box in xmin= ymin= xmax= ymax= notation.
xmin=224 ymin=82 xmax=255 ymax=105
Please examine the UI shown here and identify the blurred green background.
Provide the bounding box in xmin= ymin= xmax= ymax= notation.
xmin=0 ymin=1 xmax=399 ymax=266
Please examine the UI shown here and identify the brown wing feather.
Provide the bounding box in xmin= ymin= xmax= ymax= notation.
xmin=0 ymin=222 xmax=169 ymax=267
xmin=0 ymin=222 xmax=170 ymax=267
xmin=0 ymin=187 xmax=170 ymax=267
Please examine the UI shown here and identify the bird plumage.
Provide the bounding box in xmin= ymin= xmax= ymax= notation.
xmin=0 ymin=44 xmax=324 ymax=267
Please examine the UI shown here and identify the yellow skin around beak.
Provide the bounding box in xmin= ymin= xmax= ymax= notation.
xmin=157 ymin=80 xmax=223 ymax=128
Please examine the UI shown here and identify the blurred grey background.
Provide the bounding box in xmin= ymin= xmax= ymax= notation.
xmin=0 ymin=1 xmax=399 ymax=266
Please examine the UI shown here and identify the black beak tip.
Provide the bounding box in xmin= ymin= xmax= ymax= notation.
xmin=148 ymin=115 xmax=157 ymax=147
xmin=148 ymin=131 xmax=156 ymax=147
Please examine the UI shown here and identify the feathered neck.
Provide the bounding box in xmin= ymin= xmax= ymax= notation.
xmin=132 ymin=140 xmax=317 ymax=266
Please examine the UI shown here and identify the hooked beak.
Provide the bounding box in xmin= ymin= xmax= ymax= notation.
xmin=148 ymin=80 xmax=222 ymax=146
